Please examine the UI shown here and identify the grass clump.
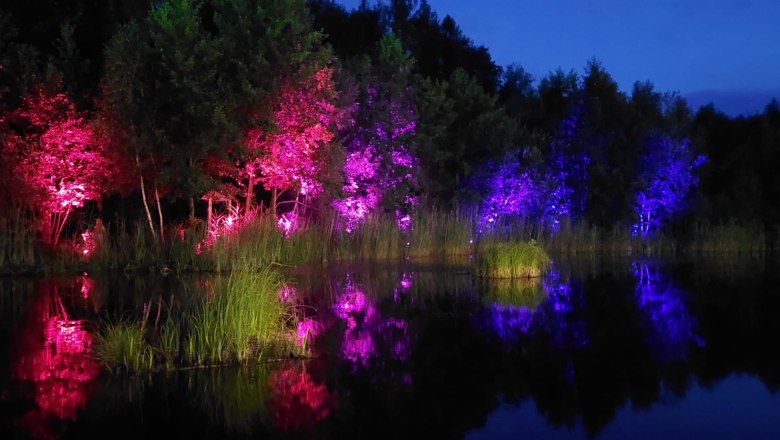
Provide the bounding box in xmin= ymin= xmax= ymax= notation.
xmin=93 ymin=319 xmax=155 ymax=373
xmin=94 ymin=267 xmax=300 ymax=372
xmin=475 ymin=240 xmax=550 ymax=279
xmin=183 ymin=268 xmax=290 ymax=366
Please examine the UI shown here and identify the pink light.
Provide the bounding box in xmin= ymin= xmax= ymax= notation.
xmin=268 ymin=365 xmax=331 ymax=432
xmin=295 ymin=319 xmax=319 ymax=347
xmin=277 ymin=211 xmax=298 ymax=237
xmin=15 ymin=307 xmax=99 ymax=423
xmin=400 ymin=272 xmax=412 ymax=291
xmin=80 ymin=276 xmax=93 ymax=299
xmin=341 ymin=329 xmax=376 ymax=367
xmin=278 ymin=284 xmax=298 ymax=303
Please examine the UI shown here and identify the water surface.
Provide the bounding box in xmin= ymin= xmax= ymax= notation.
xmin=2 ymin=257 xmax=779 ymax=439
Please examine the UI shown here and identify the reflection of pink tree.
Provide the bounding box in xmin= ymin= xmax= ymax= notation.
xmin=7 ymin=86 xmax=111 ymax=244
xmin=14 ymin=280 xmax=100 ymax=435
xmin=268 ymin=364 xmax=331 ymax=432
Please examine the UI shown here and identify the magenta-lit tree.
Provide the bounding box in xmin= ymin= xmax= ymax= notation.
xmin=7 ymin=86 xmax=112 ymax=245
xmin=333 ymin=36 xmax=419 ymax=233
xmin=244 ymin=67 xmax=339 ymax=217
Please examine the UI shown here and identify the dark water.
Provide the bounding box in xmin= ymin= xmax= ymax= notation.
xmin=2 ymin=257 xmax=780 ymax=439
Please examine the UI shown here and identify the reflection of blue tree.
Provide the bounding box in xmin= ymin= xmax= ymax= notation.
xmin=535 ymin=269 xmax=588 ymax=349
xmin=633 ymin=262 xmax=703 ymax=364
xmin=479 ymin=269 xmax=588 ymax=350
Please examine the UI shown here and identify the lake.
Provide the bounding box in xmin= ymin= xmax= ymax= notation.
xmin=2 ymin=256 xmax=779 ymax=439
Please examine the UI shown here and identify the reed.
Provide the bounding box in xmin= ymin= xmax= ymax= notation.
xmin=92 ymin=319 xmax=155 ymax=373
xmin=687 ymin=221 xmax=766 ymax=254
xmin=475 ymin=240 xmax=550 ymax=279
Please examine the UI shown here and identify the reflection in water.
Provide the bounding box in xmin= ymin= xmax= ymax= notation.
xmin=633 ymin=262 xmax=703 ymax=364
xmin=3 ymin=261 xmax=780 ymax=439
xmin=13 ymin=278 xmax=100 ymax=437
xmin=268 ymin=363 xmax=331 ymax=432
xmin=479 ymin=269 xmax=588 ymax=350
xmin=332 ymin=274 xmax=412 ymax=372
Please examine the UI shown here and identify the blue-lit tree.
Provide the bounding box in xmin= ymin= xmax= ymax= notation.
xmin=478 ymin=152 xmax=573 ymax=235
xmin=632 ymin=136 xmax=705 ymax=238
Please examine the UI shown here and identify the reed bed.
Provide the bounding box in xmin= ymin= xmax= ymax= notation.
xmin=0 ymin=208 xmax=774 ymax=275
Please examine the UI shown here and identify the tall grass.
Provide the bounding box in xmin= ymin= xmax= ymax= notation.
xmin=0 ymin=208 xmax=37 ymax=271
xmin=1 ymin=208 xmax=774 ymax=275
xmin=92 ymin=319 xmax=155 ymax=373
xmin=687 ymin=221 xmax=766 ymax=254
xmin=183 ymin=269 xmax=289 ymax=366
xmin=475 ymin=240 xmax=550 ymax=279
xmin=94 ymin=268 xmax=297 ymax=372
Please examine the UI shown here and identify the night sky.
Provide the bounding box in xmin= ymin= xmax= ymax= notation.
xmin=337 ymin=0 xmax=780 ymax=116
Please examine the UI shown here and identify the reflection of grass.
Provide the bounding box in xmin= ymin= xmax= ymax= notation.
xmin=95 ymin=268 xmax=298 ymax=372
xmin=190 ymin=366 xmax=272 ymax=435
xmin=93 ymin=319 xmax=155 ymax=373
xmin=475 ymin=241 xmax=549 ymax=279
xmin=481 ymin=277 xmax=547 ymax=308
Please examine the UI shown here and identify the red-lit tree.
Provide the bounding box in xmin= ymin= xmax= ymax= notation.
xmin=244 ymin=66 xmax=339 ymax=216
xmin=7 ymin=86 xmax=112 ymax=245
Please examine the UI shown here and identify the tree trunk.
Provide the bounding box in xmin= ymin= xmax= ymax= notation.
xmin=271 ymin=187 xmax=277 ymax=217
xmin=154 ymin=181 xmax=164 ymax=243
xmin=188 ymin=196 xmax=195 ymax=223
xmin=136 ymin=153 xmax=156 ymax=239
xmin=206 ymin=196 xmax=213 ymax=240
xmin=245 ymin=177 xmax=254 ymax=215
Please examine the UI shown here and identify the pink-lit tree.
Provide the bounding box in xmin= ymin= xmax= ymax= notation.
xmin=243 ymin=67 xmax=339 ymax=218
xmin=7 ymin=86 xmax=112 ymax=245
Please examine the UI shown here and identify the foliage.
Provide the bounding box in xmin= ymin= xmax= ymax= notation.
xmin=6 ymin=86 xmax=113 ymax=244
xmin=93 ymin=319 xmax=155 ymax=373
xmin=475 ymin=240 xmax=550 ymax=279
xmin=333 ymin=35 xmax=419 ymax=232
xmin=244 ymin=66 xmax=339 ymax=214
xmin=478 ymin=153 xmax=572 ymax=235
xmin=632 ymin=136 xmax=706 ymax=238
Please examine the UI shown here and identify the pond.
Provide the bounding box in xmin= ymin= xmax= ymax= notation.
xmin=2 ymin=256 xmax=780 ymax=439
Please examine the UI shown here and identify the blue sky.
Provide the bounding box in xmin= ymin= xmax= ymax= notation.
xmin=336 ymin=0 xmax=780 ymax=115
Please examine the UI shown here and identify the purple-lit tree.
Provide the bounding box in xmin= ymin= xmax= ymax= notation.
xmin=632 ymin=136 xmax=706 ymax=238
xmin=333 ymin=35 xmax=419 ymax=233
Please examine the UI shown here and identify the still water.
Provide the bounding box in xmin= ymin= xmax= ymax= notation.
xmin=1 ymin=257 xmax=779 ymax=439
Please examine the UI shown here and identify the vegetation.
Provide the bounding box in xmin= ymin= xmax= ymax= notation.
xmin=475 ymin=240 xmax=550 ymax=279
xmin=93 ymin=268 xmax=301 ymax=372
xmin=0 ymin=0 xmax=777 ymax=277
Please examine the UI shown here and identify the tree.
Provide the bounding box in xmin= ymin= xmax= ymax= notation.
xmin=245 ymin=66 xmax=339 ymax=216
xmin=333 ymin=35 xmax=419 ymax=232
xmin=6 ymin=86 xmax=112 ymax=244
xmin=632 ymin=136 xmax=705 ymax=238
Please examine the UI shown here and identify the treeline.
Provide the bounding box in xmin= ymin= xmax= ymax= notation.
xmin=0 ymin=0 xmax=778 ymax=248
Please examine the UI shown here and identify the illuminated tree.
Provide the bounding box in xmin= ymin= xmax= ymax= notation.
xmin=478 ymin=152 xmax=573 ymax=235
xmin=632 ymin=136 xmax=705 ymax=238
xmin=333 ymin=35 xmax=419 ymax=232
xmin=244 ymin=66 xmax=339 ymax=216
xmin=7 ymin=86 xmax=112 ymax=244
